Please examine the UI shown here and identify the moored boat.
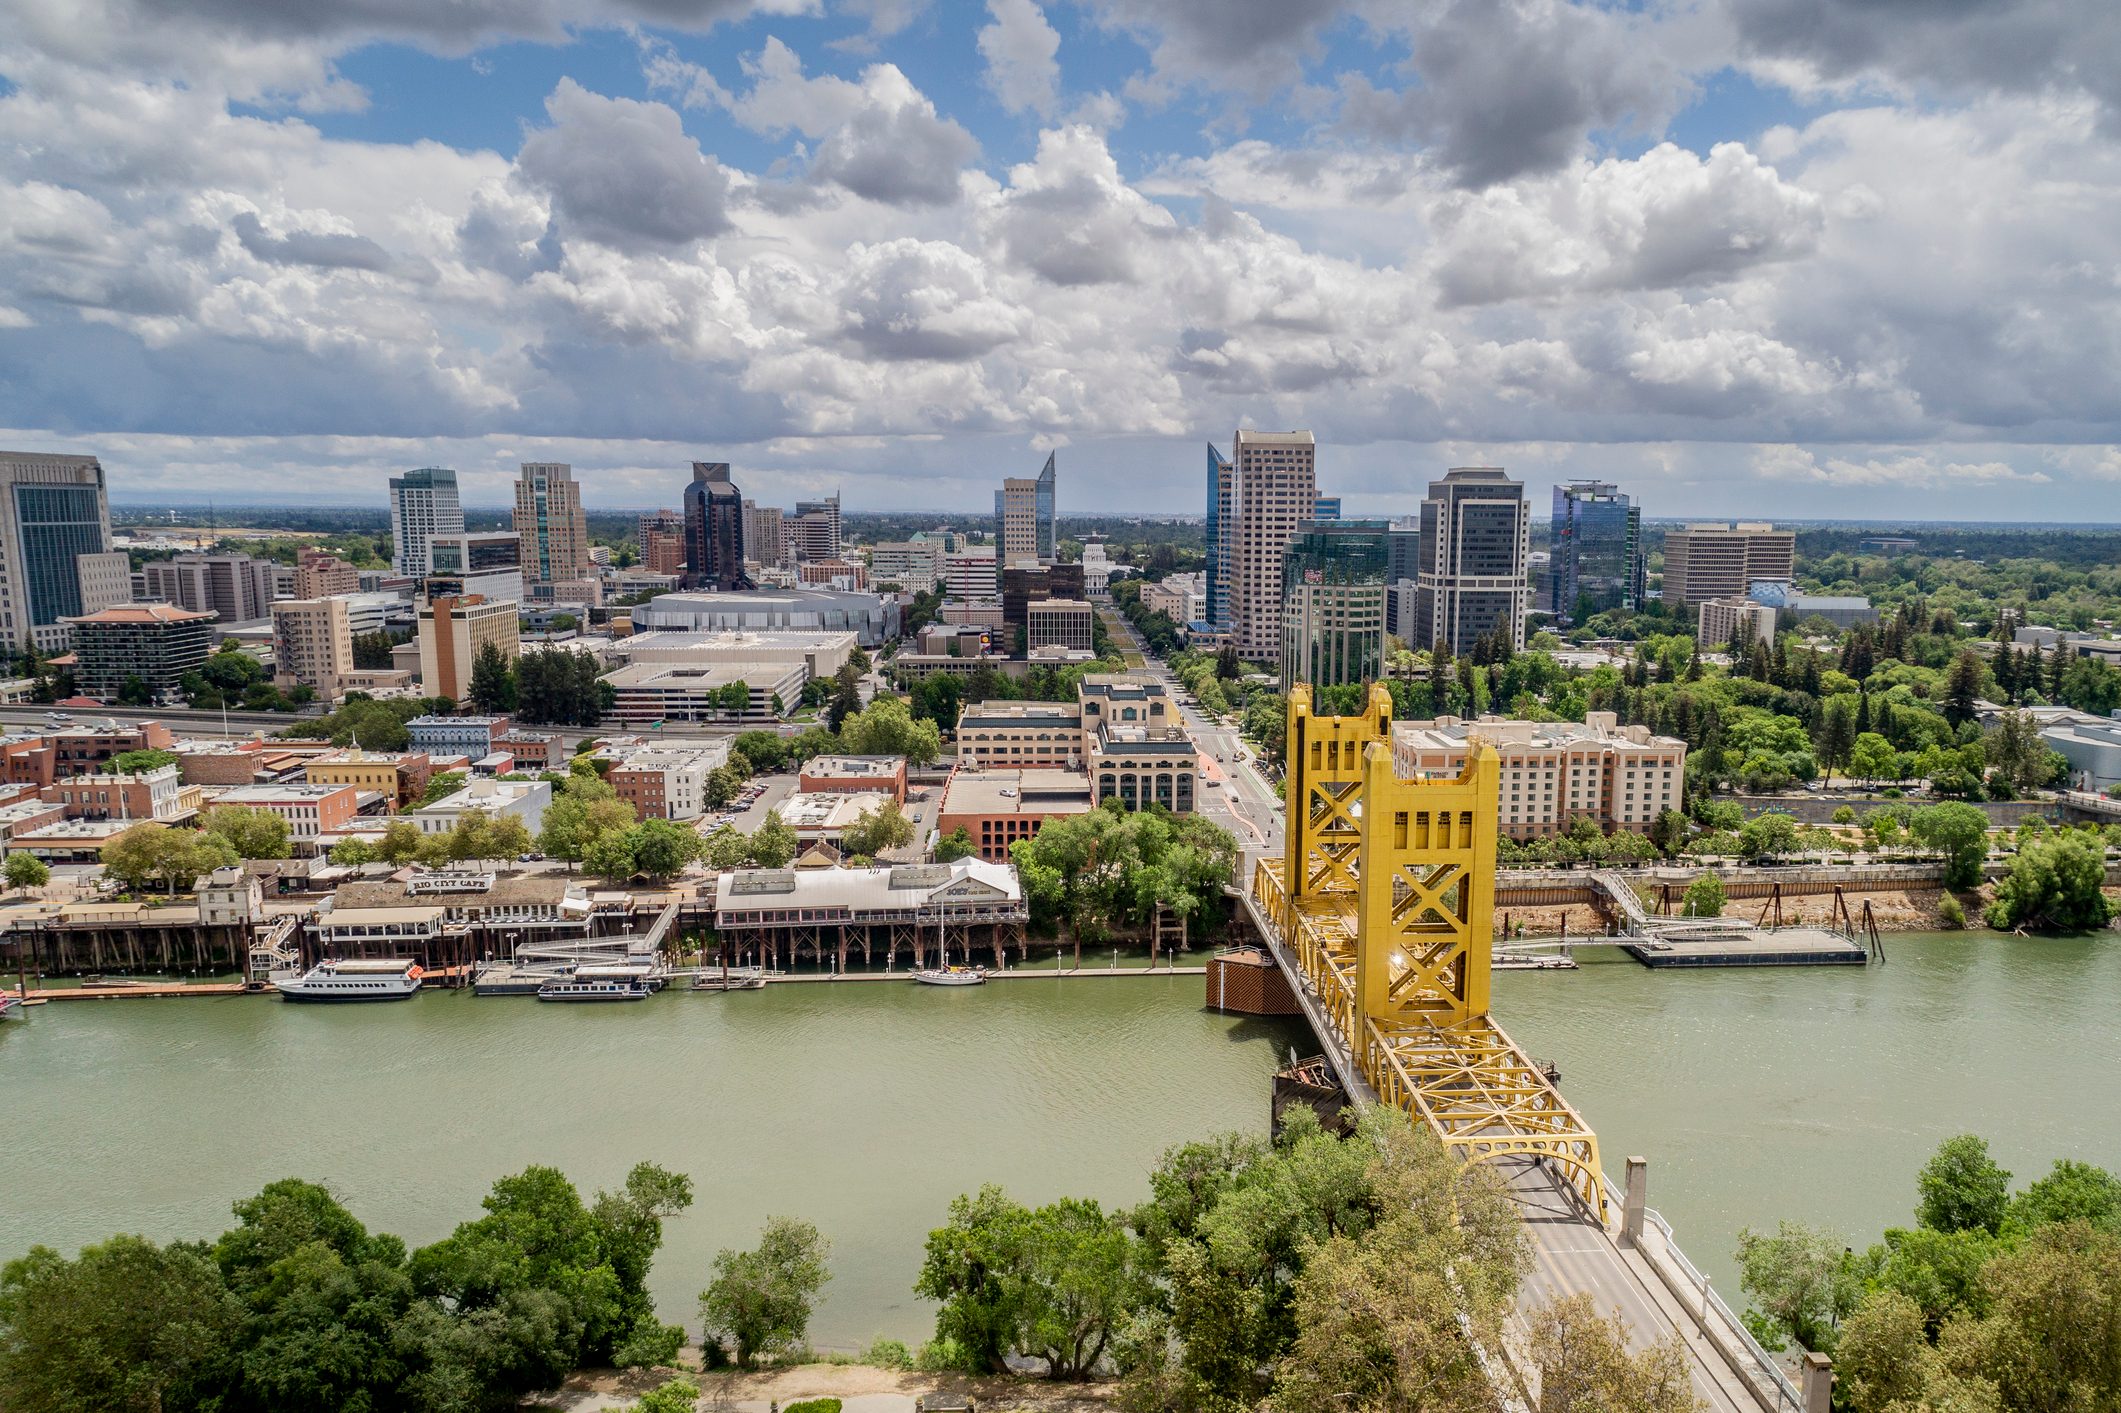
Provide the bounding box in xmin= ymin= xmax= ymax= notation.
xmin=274 ymin=958 xmax=424 ymax=1003
xmin=0 ymin=993 xmax=24 ymax=1020
xmin=537 ymin=976 xmax=652 ymax=1002
xmin=914 ymin=965 xmax=987 ymax=987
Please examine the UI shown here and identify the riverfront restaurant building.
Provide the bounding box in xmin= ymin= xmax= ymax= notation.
xmin=710 ymin=858 xmax=1027 ymax=971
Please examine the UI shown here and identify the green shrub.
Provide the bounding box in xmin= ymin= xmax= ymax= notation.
xmin=785 ymin=1401 xmax=843 ymax=1413
xmin=1831 ymin=805 xmax=1856 ymax=825
xmin=1937 ymin=895 xmax=1966 ymax=929
xmin=861 ymin=1337 xmax=912 ymax=1369
xmin=1682 ymin=873 xmax=1727 ymax=918
xmin=915 ymin=1336 xmax=978 ymax=1373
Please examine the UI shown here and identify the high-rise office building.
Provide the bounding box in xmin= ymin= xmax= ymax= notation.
xmin=1280 ymin=520 xmax=1388 ymax=691
xmin=1550 ymin=481 xmax=1645 ymax=623
xmin=1211 ymin=429 xmax=1317 ymax=661
xmin=61 ymin=602 xmax=215 ymax=700
xmin=1412 ymin=467 xmax=1529 ymax=655
xmin=638 ymin=510 xmax=686 ymax=577
xmin=1313 ymin=495 xmax=1342 ymax=520
xmin=417 ymin=594 xmax=521 ymax=702
xmin=139 ymin=552 xmax=282 ymax=623
xmin=0 ymin=452 xmax=118 ymax=652
xmin=388 ymin=467 xmax=463 ymax=578
xmin=1204 ymin=444 xmax=1230 ymax=630
xmin=1384 ymin=516 xmax=1421 ymax=639
xmin=296 ymin=548 xmax=361 ymax=600
xmin=742 ymin=501 xmax=787 ymax=569
xmin=995 ymin=452 xmax=1057 ymax=583
xmin=1661 ymin=523 xmax=1795 ymax=610
xmin=271 ymin=597 xmax=356 ymax=701
xmin=787 ymin=494 xmax=842 ymax=563
xmin=682 ymin=462 xmax=751 ymax=591
xmin=513 ymin=462 xmax=589 ymax=586
xmin=427 ymin=531 xmax=524 ymax=605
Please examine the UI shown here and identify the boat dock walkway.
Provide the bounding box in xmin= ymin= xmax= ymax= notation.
xmin=16 ymin=981 xmax=250 ymax=1003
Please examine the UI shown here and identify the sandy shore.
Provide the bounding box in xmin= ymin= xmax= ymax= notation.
xmin=539 ymin=1361 xmax=1120 ymax=1412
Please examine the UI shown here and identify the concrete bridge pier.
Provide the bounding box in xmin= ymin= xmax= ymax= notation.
xmin=1621 ymin=1156 xmax=1648 ymax=1247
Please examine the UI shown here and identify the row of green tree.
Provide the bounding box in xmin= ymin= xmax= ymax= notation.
xmin=0 ymin=1162 xmax=695 ymax=1411
xmin=1739 ymin=1134 xmax=2121 ymax=1413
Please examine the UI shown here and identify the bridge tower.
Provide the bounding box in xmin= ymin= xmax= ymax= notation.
xmin=1263 ymin=686 xmax=1607 ymax=1218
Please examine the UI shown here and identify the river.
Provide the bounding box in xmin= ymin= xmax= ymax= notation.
xmin=6 ymin=933 xmax=2118 ymax=1343
xmin=0 ymin=974 xmax=1307 ymax=1347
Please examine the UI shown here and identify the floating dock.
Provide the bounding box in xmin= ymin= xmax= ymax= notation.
xmin=1622 ymin=925 xmax=1869 ymax=968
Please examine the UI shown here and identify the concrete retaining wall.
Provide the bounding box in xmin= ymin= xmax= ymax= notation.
xmin=1731 ymin=794 xmax=2061 ymax=825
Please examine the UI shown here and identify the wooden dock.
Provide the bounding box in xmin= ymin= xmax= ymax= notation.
xmin=21 ymin=981 xmax=253 ymax=1002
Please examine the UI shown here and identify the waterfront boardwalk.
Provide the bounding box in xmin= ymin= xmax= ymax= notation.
xmin=20 ymin=981 xmax=249 ymax=1003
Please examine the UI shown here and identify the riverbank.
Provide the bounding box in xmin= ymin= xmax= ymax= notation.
xmin=539 ymin=1361 xmax=1117 ymax=1412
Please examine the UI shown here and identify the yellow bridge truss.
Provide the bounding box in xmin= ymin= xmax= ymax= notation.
xmin=1254 ymin=684 xmax=1608 ymax=1218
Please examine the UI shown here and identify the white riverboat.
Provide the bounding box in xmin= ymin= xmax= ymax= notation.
xmin=914 ymin=965 xmax=987 ymax=987
xmin=536 ymin=976 xmax=652 ymax=1002
xmin=273 ymin=958 xmax=424 ymax=1003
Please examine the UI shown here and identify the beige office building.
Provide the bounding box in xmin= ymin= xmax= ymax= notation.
xmin=1698 ymin=596 xmax=1776 ymax=648
xmin=1391 ymin=712 xmax=1686 ymax=840
xmin=742 ymin=501 xmax=788 ymax=569
xmin=1026 ymin=598 xmax=1094 ymax=654
xmin=1662 ymin=523 xmax=1795 ymax=609
xmin=417 ymin=593 xmax=520 ymax=702
xmin=514 ymin=462 xmax=590 ymax=586
xmin=272 ymin=597 xmax=356 ymax=700
xmin=1216 ymin=429 xmax=1317 ymax=661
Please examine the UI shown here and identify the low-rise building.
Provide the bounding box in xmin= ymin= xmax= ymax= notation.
xmin=936 ymin=768 xmax=1093 ymax=861
xmin=1390 ymin=711 xmax=1686 ymax=839
xmin=209 ymin=782 xmax=365 ymax=843
xmin=496 ymin=730 xmax=562 ymax=770
xmin=631 ymin=588 xmax=898 ymax=648
xmin=711 ymin=858 xmax=1026 ymax=967
xmin=303 ymin=749 xmax=434 ymax=810
xmin=601 ymin=742 xmax=732 ymax=821
xmin=195 ymin=865 xmax=265 ymax=926
xmin=602 ymin=660 xmax=805 ymax=726
xmin=406 ymin=776 xmax=551 ymax=835
xmin=1747 ymin=580 xmax=1877 ymax=629
xmin=611 ymin=629 xmax=856 ymax=682
xmin=1079 ymin=675 xmax=1196 ymax=813
xmin=0 ymin=721 xmax=177 ymax=786
xmin=2034 ymin=709 xmax=2121 ymax=792
xmin=798 ymin=755 xmax=908 ymax=803
xmin=1140 ymin=574 xmax=1204 ymax=625
xmin=868 ymin=541 xmax=942 ymax=593
xmin=956 ymin=701 xmax=1085 ymax=769
xmin=796 ymin=558 xmax=869 ymax=591
xmin=406 ymin=715 xmax=511 ymax=760
xmin=41 ymin=763 xmax=186 ymax=822
xmin=777 ymin=789 xmax=899 ymax=846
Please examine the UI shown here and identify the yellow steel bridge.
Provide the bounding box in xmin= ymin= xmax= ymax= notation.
xmin=1252 ymin=683 xmax=1607 ymax=1218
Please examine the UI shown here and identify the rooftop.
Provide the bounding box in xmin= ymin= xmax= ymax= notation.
xmin=778 ymin=790 xmax=894 ymax=830
xmin=61 ymin=602 xmax=215 ymax=626
xmin=957 ymin=700 xmax=1081 ymax=729
xmin=941 ymin=768 xmax=1094 ymax=816
xmin=1392 ymin=712 xmax=1682 ymax=753
xmin=802 ymin=755 xmax=905 ymax=777
xmin=713 ymin=857 xmax=1022 ymax=912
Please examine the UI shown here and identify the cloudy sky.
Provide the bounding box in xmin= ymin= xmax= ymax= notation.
xmin=2 ymin=0 xmax=2118 ymax=519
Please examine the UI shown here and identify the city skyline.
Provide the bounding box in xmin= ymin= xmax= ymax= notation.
xmin=2 ymin=2 xmax=2117 ymax=520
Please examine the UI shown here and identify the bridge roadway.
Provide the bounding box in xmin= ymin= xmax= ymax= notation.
xmin=1240 ymin=884 xmax=1776 ymax=1412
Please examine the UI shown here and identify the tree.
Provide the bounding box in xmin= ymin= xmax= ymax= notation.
xmin=376 ymin=818 xmax=427 ymax=866
xmin=841 ymin=800 xmax=915 ymax=858
xmin=1738 ymin=812 xmax=1799 ymax=862
xmin=933 ymin=826 xmax=976 ymax=863
xmin=586 ymin=828 xmax=638 ymax=880
xmin=699 ymin=1216 xmax=831 ymax=1368
xmin=1681 ymin=872 xmax=1725 ymax=918
xmin=420 ymin=770 xmax=469 ymax=806
xmin=201 ymin=803 xmax=293 ymax=860
xmin=3 ymin=853 xmax=49 ymax=891
xmin=1985 ymin=830 xmax=2115 ymax=932
xmin=1944 ymin=647 xmax=1982 ymax=727
xmin=627 ymin=819 xmax=699 ymax=882
xmin=330 ymin=838 xmax=380 ymax=866
xmin=1734 ymin=1221 xmax=1857 ymax=1352
xmin=1850 ymin=732 xmax=1902 ymax=784
xmin=916 ymin=1188 xmax=1144 ymax=1382
xmin=748 ymin=810 xmax=798 ymax=869
xmin=628 ymin=1380 xmax=702 ymax=1413
xmin=1911 ymin=802 xmax=1991 ymax=888
xmin=2012 ymin=1158 xmax=2121 ymax=1231
xmin=1526 ymin=1293 xmax=1700 ymax=1413
xmin=1915 ymin=1134 xmax=2012 ymax=1236
xmin=468 ymin=641 xmax=519 ymax=714
xmin=100 ymin=822 xmax=235 ymax=893
xmin=0 ymin=1236 xmax=242 ymax=1412
xmin=837 ymin=694 xmax=943 ymax=765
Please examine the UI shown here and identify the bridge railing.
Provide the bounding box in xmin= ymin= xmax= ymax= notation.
xmin=1641 ymin=1206 xmax=1802 ymax=1413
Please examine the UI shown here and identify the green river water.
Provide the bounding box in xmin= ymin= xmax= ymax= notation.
xmin=4 ymin=932 xmax=2118 ymax=1345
